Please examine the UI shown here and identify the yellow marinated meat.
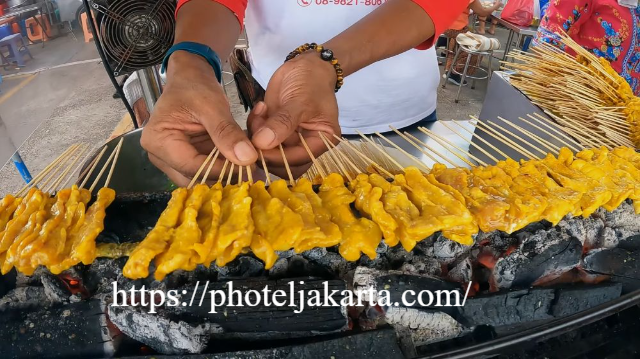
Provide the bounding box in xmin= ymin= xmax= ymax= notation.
xmin=16 ymin=189 xmax=71 ymax=275
xmin=431 ymin=164 xmax=509 ymax=234
xmin=61 ymin=187 xmax=115 ymax=268
xmin=96 ymin=242 xmax=138 ymax=258
xmin=0 ymin=189 xmax=45 ymax=269
xmin=608 ymin=148 xmax=640 ymax=213
xmin=122 ymin=188 xmax=188 ymax=279
xmin=1 ymin=192 xmax=50 ymax=275
xmin=573 ymin=148 xmax=634 ymax=211
xmin=214 ymin=182 xmax=255 ymax=267
xmin=251 ymin=180 xmax=303 ymax=251
xmin=154 ymin=184 xmax=209 ymax=281
xmin=515 ymin=160 xmax=582 ymax=225
xmin=542 ymin=148 xmax=612 ymax=217
xmin=38 ymin=187 xmax=85 ymax=272
xmin=250 ymin=234 xmax=278 ymax=269
xmin=370 ymin=173 xmax=438 ymax=251
xmin=319 ymin=173 xmax=381 ymax=261
xmin=474 ymin=164 xmax=548 ymax=233
xmin=291 ymin=178 xmax=342 ymax=249
xmin=404 ymin=167 xmax=477 ymax=244
xmin=0 ymin=195 xmax=18 ymax=232
xmin=269 ymin=179 xmax=327 ymax=253
xmin=349 ymin=174 xmax=398 ymax=247
xmin=192 ymin=183 xmax=223 ymax=266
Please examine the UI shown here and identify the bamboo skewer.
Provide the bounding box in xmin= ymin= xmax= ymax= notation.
xmin=238 ymin=165 xmax=244 ymax=184
xmin=104 ymin=138 xmax=124 ymax=189
xmin=299 ymin=132 xmax=326 ymax=178
xmin=356 ymin=131 xmax=404 ymax=171
xmin=332 ymin=134 xmax=394 ymax=178
xmin=472 ymin=120 xmax=535 ymax=160
xmin=201 ymin=149 xmax=221 ymax=185
xmin=321 ymin=133 xmax=362 ymax=175
xmin=389 ymin=126 xmax=440 ymax=164
xmin=218 ymin=159 xmax=229 ymax=184
xmin=455 ymin=120 xmax=511 ymax=160
xmin=259 ymin=150 xmax=271 ymax=186
xmin=495 ymin=117 xmax=560 ymax=154
xmin=247 ymin=165 xmax=253 ymax=184
xmin=519 ymin=115 xmax=580 ymax=152
xmin=319 ymin=133 xmax=352 ymax=181
xmin=189 ymin=147 xmax=218 ymax=189
xmin=279 ymin=143 xmax=296 ymax=186
xmin=375 ymin=131 xmax=430 ymax=172
xmin=226 ymin=163 xmax=235 ymax=186
xmin=403 ymin=131 xmax=459 ymax=167
xmin=89 ymin=139 xmax=122 ymax=192
xmin=417 ymin=127 xmax=478 ymax=167
xmin=78 ymin=146 xmax=108 ymax=189
xmin=419 ymin=126 xmax=488 ymax=166
xmin=16 ymin=144 xmax=77 ymax=196
xmin=439 ymin=121 xmax=500 ymax=163
xmin=47 ymin=145 xmax=89 ymax=193
xmin=39 ymin=144 xmax=82 ymax=192
xmin=486 ymin=120 xmax=547 ymax=157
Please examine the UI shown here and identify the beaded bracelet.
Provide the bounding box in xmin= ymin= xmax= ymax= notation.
xmin=285 ymin=43 xmax=344 ymax=93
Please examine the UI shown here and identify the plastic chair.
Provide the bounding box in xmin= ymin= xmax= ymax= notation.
xmin=0 ymin=33 xmax=33 ymax=67
xmin=442 ymin=43 xmax=494 ymax=103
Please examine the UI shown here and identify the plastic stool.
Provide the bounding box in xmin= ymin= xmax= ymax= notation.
xmin=0 ymin=33 xmax=33 ymax=67
xmin=25 ymin=14 xmax=51 ymax=43
xmin=442 ymin=43 xmax=493 ymax=103
xmin=80 ymin=12 xmax=93 ymax=43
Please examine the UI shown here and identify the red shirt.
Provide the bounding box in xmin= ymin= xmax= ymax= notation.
xmin=176 ymin=0 xmax=468 ymax=49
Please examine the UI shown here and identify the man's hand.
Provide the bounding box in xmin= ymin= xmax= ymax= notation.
xmin=248 ymin=52 xmax=342 ymax=179
xmin=141 ymin=52 xmax=258 ymax=186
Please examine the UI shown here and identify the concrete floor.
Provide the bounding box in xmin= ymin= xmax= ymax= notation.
xmin=0 ymin=25 xmax=512 ymax=196
xmin=0 ymin=32 xmax=125 ymax=197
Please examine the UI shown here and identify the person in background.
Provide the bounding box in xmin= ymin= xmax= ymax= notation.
xmin=533 ymin=0 xmax=640 ymax=95
xmin=477 ymin=0 xmax=503 ymax=35
xmin=139 ymin=0 xmax=469 ymax=186
xmin=444 ymin=0 xmax=503 ymax=86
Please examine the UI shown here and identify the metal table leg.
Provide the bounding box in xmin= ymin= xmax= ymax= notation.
xmin=502 ymin=30 xmax=514 ymax=62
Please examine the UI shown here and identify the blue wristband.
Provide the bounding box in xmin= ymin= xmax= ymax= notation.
xmin=161 ymin=42 xmax=223 ymax=83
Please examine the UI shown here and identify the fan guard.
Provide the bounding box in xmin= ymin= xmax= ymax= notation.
xmin=93 ymin=0 xmax=175 ymax=76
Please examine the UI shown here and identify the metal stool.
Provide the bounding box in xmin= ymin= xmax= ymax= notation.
xmin=0 ymin=33 xmax=33 ymax=67
xmin=442 ymin=43 xmax=493 ymax=103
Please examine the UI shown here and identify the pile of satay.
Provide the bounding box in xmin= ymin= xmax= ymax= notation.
xmin=0 ymin=139 xmax=124 ymax=276
xmin=503 ymin=32 xmax=640 ymax=148
xmin=2 ymin=112 xmax=640 ymax=282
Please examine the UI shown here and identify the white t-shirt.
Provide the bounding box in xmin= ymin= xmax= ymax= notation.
xmin=244 ymin=0 xmax=439 ymax=135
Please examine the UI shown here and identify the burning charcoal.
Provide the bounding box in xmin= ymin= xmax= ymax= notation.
xmin=0 ymin=269 xmax=16 ymax=298
xmin=408 ymin=255 xmax=442 ymax=277
xmin=309 ymin=251 xmax=353 ymax=277
xmin=414 ymin=238 xmax=435 ymax=257
xmin=277 ymin=249 xmax=296 ymax=259
xmin=0 ymin=287 xmax=51 ymax=311
xmin=493 ymin=229 xmax=582 ymax=289
xmin=386 ymin=245 xmax=414 ymax=267
xmin=618 ymin=235 xmax=640 ymax=251
xmin=384 ymin=307 xmax=464 ymax=349
xmin=601 ymin=227 xmax=619 ymax=249
xmin=268 ymin=258 xmax=289 ymax=278
xmin=551 ymin=283 xmax=622 ymax=317
xmin=40 ymin=272 xmax=72 ymax=303
xmin=459 ymin=288 xmax=555 ymax=327
xmin=376 ymin=241 xmax=389 ymax=255
xmin=583 ymin=248 xmax=640 ymax=293
xmin=434 ymin=235 xmax=470 ymax=265
xmin=302 ymin=247 xmax=328 ymax=260
xmin=0 ymin=300 xmax=114 ymax=358
xmin=108 ymin=305 xmax=211 ymax=354
xmin=169 ymin=278 xmax=349 ymax=339
xmin=216 ymin=256 xmax=265 ymax=279
xmin=558 ymin=217 xmax=604 ymax=250
xmin=600 ymin=202 xmax=640 ymax=231
xmin=360 ymin=254 xmax=390 ymax=270
xmin=448 ymin=258 xmax=473 ymax=284
xmin=513 ymin=222 xmax=549 ymax=241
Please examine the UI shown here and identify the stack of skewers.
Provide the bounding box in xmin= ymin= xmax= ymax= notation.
xmin=503 ymin=32 xmax=640 ymax=148
xmin=0 ymin=139 xmax=124 ymax=276
xmin=2 ymin=111 xmax=640 ymax=282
